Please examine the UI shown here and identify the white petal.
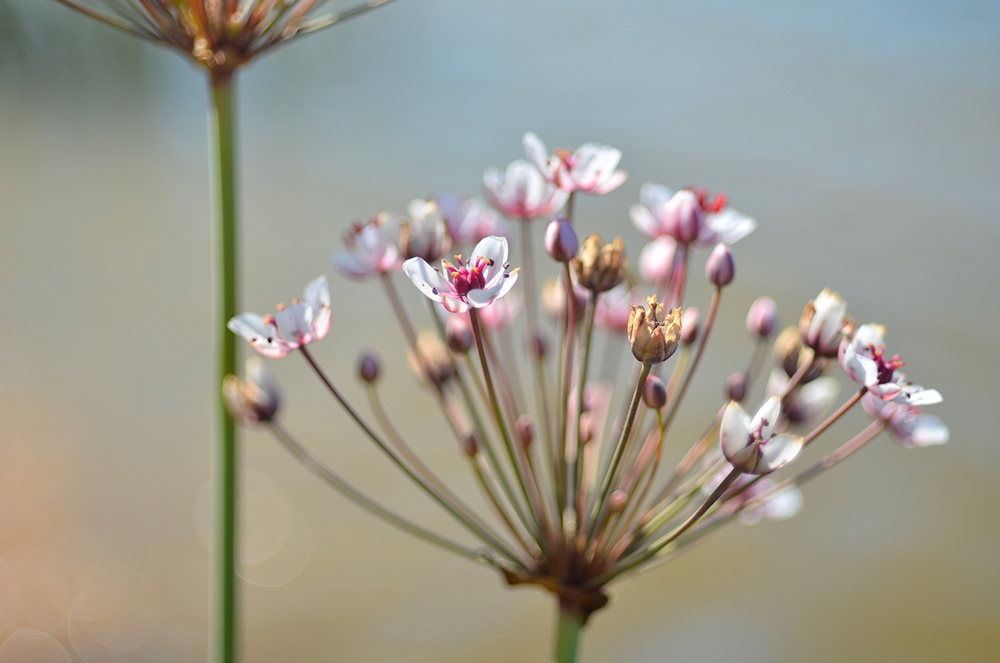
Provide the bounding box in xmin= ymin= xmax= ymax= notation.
xmin=591 ymin=169 xmax=628 ymax=195
xmin=795 ymin=377 xmax=841 ymax=419
xmin=752 ymin=397 xmax=782 ymax=439
xmin=471 ymin=236 xmax=509 ymax=279
xmin=332 ymin=252 xmax=372 ymax=278
xmin=759 ymin=434 xmax=804 ymax=473
xmin=639 ymin=183 xmax=673 ymax=216
xmin=303 ymin=276 xmax=330 ymax=311
xmin=853 ymin=323 xmax=887 ymax=349
xmin=402 ymin=257 xmax=449 ymax=303
xmin=468 ymin=268 xmax=519 ymax=308
xmin=523 ymin=132 xmax=550 ymax=176
xmin=228 ymin=313 xmax=293 ymax=358
xmin=720 ymin=401 xmax=752 ymax=460
xmin=630 ymin=204 xmax=662 ymax=238
xmin=845 ymin=354 xmax=879 ymax=387
xmin=703 ymin=208 xmax=756 ymax=246
xmin=899 ymin=386 xmax=943 ymax=406
xmin=906 ymin=414 xmax=949 ymax=447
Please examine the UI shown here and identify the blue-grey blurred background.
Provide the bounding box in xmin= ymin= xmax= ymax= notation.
xmin=0 ymin=1 xmax=998 ymax=661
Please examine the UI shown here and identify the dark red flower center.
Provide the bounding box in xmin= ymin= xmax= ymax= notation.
xmin=688 ymin=186 xmax=729 ymax=213
xmin=448 ymin=255 xmax=491 ymax=295
xmin=869 ymin=345 xmax=905 ymax=384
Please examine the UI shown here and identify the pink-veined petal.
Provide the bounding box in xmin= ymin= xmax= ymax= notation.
xmin=467 ymin=268 xmax=519 ymax=308
xmin=759 ymin=434 xmax=803 ymax=473
xmin=228 ymin=313 xmax=294 ymax=358
xmin=591 ymin=168 xmax=628 ymax=195
xmin=402 ymin=257 xmax=450 ymax=303
xmin=720 ymin=401 xmax=752 ymax=460
xmin=472 ymin=235 xmax=509 ymax=284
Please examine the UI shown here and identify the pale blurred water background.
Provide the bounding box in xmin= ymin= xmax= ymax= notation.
xmin=0 ymin=0 xmax=998 ymax=661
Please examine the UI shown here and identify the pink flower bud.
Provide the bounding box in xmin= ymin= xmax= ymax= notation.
xmin=358 ymin=352 xmax=380 ymax=383
xmin=516 ymin=415 xmax=535 ymax=448
xmin=609 ymin=490 xmax=629 ymax=513
xmin=643 ymin=375 xmax=667 ymax=409
xmin=464 ymin=434 xmax=479 ymax=457
xmin=746 ymin=296 xmax=779 ymax=337
xmin=726 ymin=372 xmax=747 ymax=402
xmin=680 ymin=307 xmax=700 ymax=345
xmin=544 ymin=217 xmax=578 ymax=262
xmin=706 ymin=243 xmax=735 ymax=287
xmin=446 ymin=315 xmax=474 ymax=354
xmin=664 ymin=190 xmax=703 ymax=244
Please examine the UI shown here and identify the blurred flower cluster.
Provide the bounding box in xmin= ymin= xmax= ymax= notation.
xmin=225 ymin=132 xmax=948 ymax=643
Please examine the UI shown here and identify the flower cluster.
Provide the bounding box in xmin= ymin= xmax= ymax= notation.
xmin=225 ymin=132 xmax=948 ymax=654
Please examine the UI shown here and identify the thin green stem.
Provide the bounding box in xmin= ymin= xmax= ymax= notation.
xmin=589 ymin=362 xmax=651 ymax=538
xmin=572 ymin=295 xmax=598 ymax=527
xmin=266 ymin=422 xmax=494 ymax=566
xmin=211 ymin=71 xmax=238 ymax=663
xmin=554 ymin=604 xmax=584 ymax=663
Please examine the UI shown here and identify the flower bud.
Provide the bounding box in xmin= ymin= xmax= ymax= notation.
xmin=799 ymin=288 xmax=851 ymax=357
xmin=643 ymin=375 xmax=667 ymax=409
xmin=445 ymin=315 xmax=474 ymax=354
xmin=408 ymin=330 xmax=455 ymax=385
xmin=664 ymin=190 xmax=703 ymax=244
xmin=706 ymin=242 xmax=735 ymax=287
xmin=544 ymin=217 xmax=578 ymax=262
xmin=573 ymin=234 xmax=628 ymax=293
xmin=579 ymin=412 xmax=594 ymax=445
xmin=531 ymin=333 xmax=547 ymax=359
xmin=358 ymin=351 xmax=380 ymax=383
xmin=516 ymin=415 xmax=535 ymax=449
xmin=464 ymin=433 xmax=479 ymax=457
xmin=773 ymin=326 xmax=825 ymax=383
xmin=609 ymin=490 xmax=629 ymax=513
xmin=726 ymin=372 xmax=747 ymax=403
xmin=627 ymin=295 xmax=682 ymax=365
xmin=223 ymin=357 xmax=280 ymax=427
xmin=680 ymin=307 xmax=700 ymax=345
xmin=746 ymin=296 xmax=779 ymax=337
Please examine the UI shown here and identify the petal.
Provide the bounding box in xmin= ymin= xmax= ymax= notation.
xmin=759 ymin=434 xmax=804 ymax=473
xmin=906 ymin=414 xmax=949 ymax=447
xmin=467 ymin=268 xmax=519 ymax=308
xmin=471 ymin=236 xmax=509 ymax=280
xmin=720 ymin=401 xmax=752 ymax=460
xmin=795 ymin=377 xmax=841 ymax=419
xmin=630 ymin=204 xmax=662 ymax=238
xmin=523 ymin=132 xmax=550 ymax=176
xmin=898 ymin=386 xmax=943 ymax=406
xmin=332 ymin=252 xmax=372 ymax=278
xmin=639 ymin=183 xmax=674 ymax=217
xmin=228 ymin=313 xmax=293 ymax=358
xmin=591 ymin=169 xmax=628 ymax=195
xmin=639 ymin=236 xmax=678 ymax=284
xmin=752 ymin=397 xmax=782 ymax=439
xmin=303 ymin=275 xmax=330 ymax=311
xmin=703 ymin=208 xmax=757 ymax=246
xmin=402 ymin=257 xmax=449 ymax=302
xmin=845 ymin=354 xmax=879 ymax=386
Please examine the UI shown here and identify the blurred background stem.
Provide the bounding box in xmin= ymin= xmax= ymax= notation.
xmin=211 ymin=69 xmax=239 ymax=663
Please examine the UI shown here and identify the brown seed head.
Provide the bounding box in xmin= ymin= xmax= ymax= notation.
xmin=627 ymin=296 xmax=682 ymax=365
xmin=573 ymin=234 xmax=628 ymax=293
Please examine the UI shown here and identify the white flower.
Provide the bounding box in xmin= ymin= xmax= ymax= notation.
xmin=483 ymin=160 xmax=569 ymax=220
xmin=720 ymin=397 xmax=803 ymax=475
xmin=799 ymin=288 xmax=850 ymax=357
xmin=740 ymin=481 xmax=804 ymax=525
xmin=766 ymin=369 xmax=841 ymax=424
xmin=630 ymin=183 xmax=755 ymax=247
xmin=228 ymin=276 xmax=331 ymax=358
xmin=402 ymin=236 xmax=519 ymax=313
xmin=523 ymin=132 xmax=628 ymax=195
xmin=433 ymin=194 xmax=509 ymax=245
xmin=332 ymin=213 xmax=401 ymax=278
xmin=223 ymin=356 xmax=281 ymax=426
xmin=862 ymin=391 xmax=948 ymax=448
xmin=401 ymin=199 xmax=451 ymax=262
xmin=839 ymin=323 xmax=910 ymax=399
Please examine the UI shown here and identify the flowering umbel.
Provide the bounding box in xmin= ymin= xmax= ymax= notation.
xmin=55 ymin=0 xmax=397 ymax=72
xmin=225 ymin=133 xmax=948 ymax=663
xmin=627 ymin=296 xmax=681 ymax=364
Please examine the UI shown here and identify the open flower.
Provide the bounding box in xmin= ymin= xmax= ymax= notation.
xmin=483 ymin=160 xmax=569 ymax=220
xmin=433 ymin=194 xmax=508 ymax=246
xmin=630 ymin=184 xmax=756 ymax=247
xmin=332 ymin=213 xmax=401 ymax=279
xmin=402 ymin=236 xmax=519 ymax=313
xmin=523 ymin=132 xmax=627 ymax=195
xmin=228 ymin=276 xmax=331 ymax=358
xmin=839 ymin=323 xmax=911 ymax=399
xmin=721 ymin=397 xmax=803 ymax=475
xmin=862 ymin=391 xmax=948 ymax=448
xmin=799 ymin=288 xmax=853 ymax=357
xmin=402 ymin=199 xmax=451 ymax=262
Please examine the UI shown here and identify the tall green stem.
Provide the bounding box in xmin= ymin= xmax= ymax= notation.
xmin=211 ymin=70 xmax=238 ymax=663
xmin=554 ymin=604 xmax=584 ymax=663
